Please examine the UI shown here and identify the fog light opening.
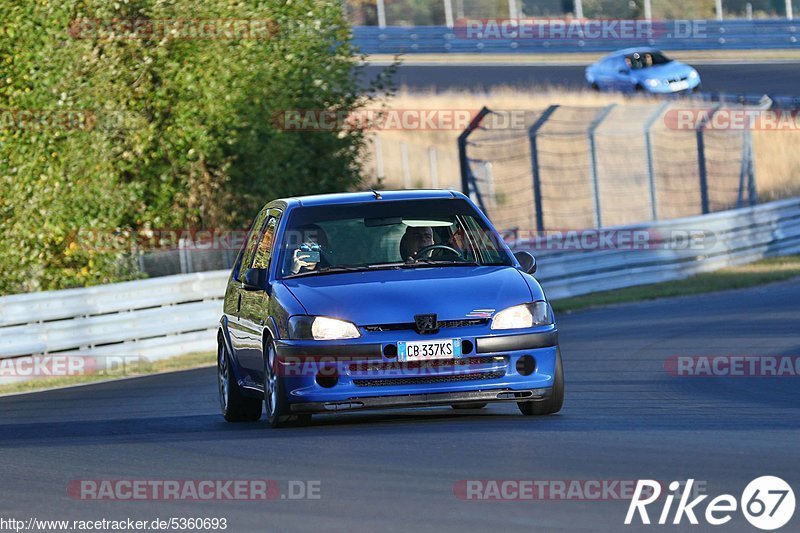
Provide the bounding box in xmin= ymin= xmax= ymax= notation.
xmin=316 ymin=368 xmax=339 ymax=388
xmin=516 ymin=355 xmax=536 ymax=376
xmin=383 ymin=344 xmax=398 ymax=358
xmin=461 ymin=339 xmax=474 ymax=354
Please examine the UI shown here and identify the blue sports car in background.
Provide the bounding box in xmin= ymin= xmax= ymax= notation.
xmin=586 ymin=48 xmax=701 ymax=94
xmin=217 ymin=190 xmax=564 ymax=427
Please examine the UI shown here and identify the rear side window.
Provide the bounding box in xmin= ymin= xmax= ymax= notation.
xmin=253 ymin=215 xmax=279 ymax=269
xmin=238 ymin=207 xmax=271 ymax=277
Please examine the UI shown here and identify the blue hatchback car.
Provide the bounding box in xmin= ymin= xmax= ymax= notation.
xmin=585 ymin=47 xmax=701 ymax=94
xmin=217 ymin=190 xmax=563 ymax=427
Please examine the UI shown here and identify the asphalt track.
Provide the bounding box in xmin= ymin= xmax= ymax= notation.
xmin=1 ymin=279 xmax=798 ymax=532
xmin=362 ymin=62 xmax=800 ymax=95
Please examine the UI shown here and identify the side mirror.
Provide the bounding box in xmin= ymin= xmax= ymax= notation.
xmin=241 ymin=268 xmax=268 ymax=291
xmin=514 ymin=251 xmax=537 ymax=274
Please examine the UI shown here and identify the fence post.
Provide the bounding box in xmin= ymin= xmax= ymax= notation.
xmin=400 ymin=142 xmax=411 ymax=189
xmin=457 ymin=106 xmax=491 ymax=200
xmin=644 ymin=102 xmax=669 ymax=221
xmin=374 ymin=136 xmax=385 ymax=186
xmin=443 ymin=0 xmax=454 ymax=28
xmin=587 ymin=104 xmax=617 ymax=229
xmin=528 ymin=105 xmax=559 ymax=233
xmin=428 ymin=146 xmax=439 ymax=188
xmin=696 ymin=104 xmax=721 ymax=215
xmin=377 ymin=0 xmax=387 ymax=28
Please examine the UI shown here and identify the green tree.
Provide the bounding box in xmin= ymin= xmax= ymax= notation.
xmin=0 ymin=0 xmax=375 ymax=295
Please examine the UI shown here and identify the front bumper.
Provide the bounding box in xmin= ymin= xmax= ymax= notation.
xmin=274 ymin=327 xmax=559 ymax=411
xmin=291 ymin=387 xmax=552 ymax=414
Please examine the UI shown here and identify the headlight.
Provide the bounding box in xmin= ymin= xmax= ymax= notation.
xmin=689 ymin=70 xmax=699 ymax=79
xmin=491 ymin=302 xmax=552 ymax=330
xmin=646 ymin=79 xmax=661 ymax=88
xmin=289 ymin=316 xmax=360 ymax=340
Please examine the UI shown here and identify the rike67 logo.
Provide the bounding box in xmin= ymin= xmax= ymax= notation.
xmin=626 ymin=477 xmax=795 ymax=530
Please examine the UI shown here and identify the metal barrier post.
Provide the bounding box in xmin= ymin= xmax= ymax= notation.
xmin=746 ymin=128 xmax=759 ymax=205
xmin=588 ymin=104 xmax=617 ymax=229
xmin=528 ymin=105 xmax=560 ymax=233
xmin=696 ymin=105 xmax=721 ymax=215
xmin=644 ymin=102 xmax=669 ymax=221
xmin=458 ymin=106 xmax=491 ymax=201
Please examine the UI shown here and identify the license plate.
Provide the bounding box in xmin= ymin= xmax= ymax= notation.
xmin=398 ymin=339 xmax=462 ymax=362
xmin=670 ymin=80 xmax=689 ymax=91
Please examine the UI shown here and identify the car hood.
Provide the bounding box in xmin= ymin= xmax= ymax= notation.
xmin=632 ymin=61 xmax=694 ymax=80
xmin=281 ymin=266 xmax=534 ymax=325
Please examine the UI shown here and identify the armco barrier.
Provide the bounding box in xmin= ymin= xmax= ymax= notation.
xmin=352 ymin=20 xmax=800 ymax=54
xmin=0 ymin=197 xmax=798 ymax=381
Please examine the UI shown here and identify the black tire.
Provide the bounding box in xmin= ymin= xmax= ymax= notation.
xmin=452 ymin=402 xmax=488 ymax=410
xmin=591 ymin=82 xmax=600 ymax=92
xmin=218 ymin=337 xmax=262 ymax=422
xmin=518 ymin=349 xmax=564 ymax=416
xmin=263 ymin=337 xmax=311 ymax=428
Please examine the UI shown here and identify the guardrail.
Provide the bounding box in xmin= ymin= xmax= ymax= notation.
xmin=0 ymin=271 xmax=229 ymax=371
xmin=352 ymin=20 xmax=800 ymax=54
xmin=1 ymin=197 xmax=798 ymax=381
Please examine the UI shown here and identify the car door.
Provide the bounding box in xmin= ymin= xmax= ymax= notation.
xmin=237 ymin=208 xmax=282 ymax=387
xmin=226 ymin=206 xmax=270 ymax=387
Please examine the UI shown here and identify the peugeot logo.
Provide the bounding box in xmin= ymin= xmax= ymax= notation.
xmin=414 ymin=314 xmax=438 ymax=334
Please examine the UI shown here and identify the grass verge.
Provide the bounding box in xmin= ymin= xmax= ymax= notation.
xmin=0 ymin=351 xmax=214 ymax=396
xmin=552 ymin=255 xmax=800 ymax=314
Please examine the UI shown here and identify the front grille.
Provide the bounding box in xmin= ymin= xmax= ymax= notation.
xmin=352 ymin=370 xmax=505 ymax=387
xmin=349 ymin=356 xmax=506 ymax=373
xmin=363 ymin=318 xmax=488 ymax=332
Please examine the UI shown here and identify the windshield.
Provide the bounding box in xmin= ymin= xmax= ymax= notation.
xmin=278 ymin=199 xmax=513 ymax=278
xmin=625 ymin=51 xmax=672 ymax=70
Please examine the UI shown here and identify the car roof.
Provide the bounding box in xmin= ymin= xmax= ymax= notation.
xmin=279 ymin=189 xmax=463 ymax=208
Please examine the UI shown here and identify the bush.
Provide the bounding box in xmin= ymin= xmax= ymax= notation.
xmin=0 ymin=0 xmax=372 ymax=295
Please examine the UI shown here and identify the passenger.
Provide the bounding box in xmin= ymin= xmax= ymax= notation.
xmin=290 ymin=224 xmax=329 ymax=274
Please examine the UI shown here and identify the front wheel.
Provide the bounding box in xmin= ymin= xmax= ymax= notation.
xmin=218 ymin=338 xmax=262 ymax=422
xmin=264 ymin=338 xmax=311 ymax=428
xmin=518 ymin=349 xmax=564 ymax=416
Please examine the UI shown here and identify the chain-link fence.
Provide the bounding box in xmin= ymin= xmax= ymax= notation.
xmin=460 ymin=101 xmax=759 ymax=232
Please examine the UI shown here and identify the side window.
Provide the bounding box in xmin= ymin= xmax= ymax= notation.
xmin=253 ymin=213 xmax=280 ymax=269
xmin=240 ymin=208 xmax=271 ymax=273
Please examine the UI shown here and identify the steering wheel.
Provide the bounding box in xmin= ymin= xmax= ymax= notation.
xmin=414 ymin=244 xmax=464 ymax=261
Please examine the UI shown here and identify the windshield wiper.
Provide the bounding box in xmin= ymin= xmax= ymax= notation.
xmin=283 ymin=265 xmax=367 ymax=278
xmin=411 ymin=259 xmax=481 ymax=267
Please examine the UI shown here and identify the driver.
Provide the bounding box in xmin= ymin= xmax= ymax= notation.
xmin=399 ymin=226 xmax=434 ymax=262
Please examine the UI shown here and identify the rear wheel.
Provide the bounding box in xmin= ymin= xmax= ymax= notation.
xmin=218 ymin=338 xmax=262 ymax=422
xmin=452 ymin=402 xmax=488 ymax=410
xmin=518 ymin=350 xmax=564 ymax=416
